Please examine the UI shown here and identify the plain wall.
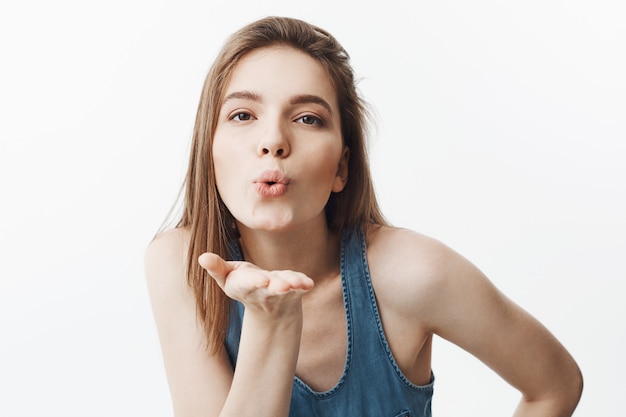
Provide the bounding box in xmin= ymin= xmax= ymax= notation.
xmin=1 ymin=0 xmax=624 ymax=415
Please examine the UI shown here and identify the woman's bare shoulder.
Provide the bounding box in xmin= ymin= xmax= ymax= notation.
xmin=146 ymin=226 xmax=191 ymax=255
xmin=365 ymin=225 xmax=467 ymax=315
xmin=366 ymin=225 xmax=457 ymax=277
xmin=144 ymin=227 xmax=192 ymax=290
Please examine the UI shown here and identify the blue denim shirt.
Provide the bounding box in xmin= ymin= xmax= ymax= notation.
xmin=225 ymin=227 xmax=434 ymax=416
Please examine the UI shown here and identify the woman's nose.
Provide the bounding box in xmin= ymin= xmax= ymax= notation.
xmin=258 ymin=122 xmax=290 ymax=157
xmin=261 ymin=145 xmax=286 ymax=156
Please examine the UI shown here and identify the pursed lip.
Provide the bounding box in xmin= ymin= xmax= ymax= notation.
xmin=253 ymin=170 xmax=291 ymax=197
xmin=253 ymin=170 xmax=291 ymax=185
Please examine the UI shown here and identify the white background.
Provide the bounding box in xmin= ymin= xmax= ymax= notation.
xmin=1 ymin=0 xmax=624 ymax=415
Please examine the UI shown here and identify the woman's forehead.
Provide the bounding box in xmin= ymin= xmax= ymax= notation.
xmin=224 ymin=46 xmax=339 ymax=109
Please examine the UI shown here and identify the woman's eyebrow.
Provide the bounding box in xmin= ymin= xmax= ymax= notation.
xmin=222 ymin=91 xmax=333 ymax=116
xmin=222 ymin=90 xmax=262 ymax=105
xmin=289 ymin=94 xmax=334 ymax=116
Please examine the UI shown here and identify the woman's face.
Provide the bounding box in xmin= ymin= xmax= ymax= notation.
xmin=212 ymin=46 xmax=348 ymax=233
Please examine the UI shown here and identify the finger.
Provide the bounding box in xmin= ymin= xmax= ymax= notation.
xmin=295 ymin=274 xmax=314 ymax=290
xmin=198 ymin=252 xmax=231 ymax=287
xmin=268 ymin=272 xmax=314 ymax=293
xmin=282 ymin=271 xmax=314 ymax=291
xmin=267 ymin=277 xmax=292 ymax=294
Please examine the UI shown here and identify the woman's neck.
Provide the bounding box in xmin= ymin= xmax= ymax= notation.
xmin=236 ymin=222 xmax=341 ymax=282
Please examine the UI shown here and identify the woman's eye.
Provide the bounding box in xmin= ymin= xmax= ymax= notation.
xmin=297 ymin=115 xmax=322 ymax=126
xmin=231 ymin=112 xmax=252 ymax=121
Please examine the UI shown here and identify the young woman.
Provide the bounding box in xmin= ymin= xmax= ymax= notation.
xmin=145 ymin=16 xmax=582 ymax=417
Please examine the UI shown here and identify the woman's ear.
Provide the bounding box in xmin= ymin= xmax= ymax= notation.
xmin=332 ymin=146 xmax=350 ymax=193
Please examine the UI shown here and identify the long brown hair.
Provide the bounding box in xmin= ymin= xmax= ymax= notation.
xmin=176 ymin=16 xmax=387 ymax=352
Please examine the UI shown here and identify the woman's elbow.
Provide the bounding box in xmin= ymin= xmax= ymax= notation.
xmin=566 ymin=363 xmax=584 ymax=412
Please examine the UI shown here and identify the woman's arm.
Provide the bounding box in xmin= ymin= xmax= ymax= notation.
xmin=370 ymin=227 xmax=582 ymax=416
xmin=145 ymin=229 xmax=232 ymax=417
xmin=199 ymin=253 xmax=312 ymax=417
xmin=145 ymin=229 xmax=311 ymax=417
xmin=425 ymin=239 xmax=583 ymax=416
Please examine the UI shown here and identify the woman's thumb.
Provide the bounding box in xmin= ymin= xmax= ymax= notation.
xmin=198 ymin=253 xmax=230 ymax=286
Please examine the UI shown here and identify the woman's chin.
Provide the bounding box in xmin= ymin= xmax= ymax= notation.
xmin=236 ymin=218 xmax=297 ymax=234
xmin=233 ymin=209 xmax=327 ymax=234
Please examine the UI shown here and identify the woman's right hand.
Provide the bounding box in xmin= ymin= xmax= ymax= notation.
xmin=198 ymin=252 xmax=314 ymax=316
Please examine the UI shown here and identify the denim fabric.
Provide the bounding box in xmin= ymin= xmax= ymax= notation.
xmin=225 ymin=227 xmax=434 ymax=416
